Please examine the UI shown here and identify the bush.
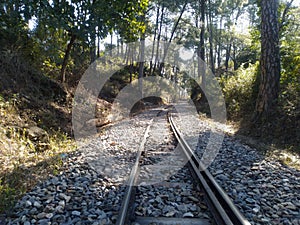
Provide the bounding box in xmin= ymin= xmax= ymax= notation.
xmin=280 ymin=55 xmax=300 ymax=117
xmin=219 ymin=62 xmax=259 ymax=118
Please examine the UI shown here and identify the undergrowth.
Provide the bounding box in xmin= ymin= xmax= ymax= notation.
xmin=218 ymin=62 xmax=259 ymax=119
xmin=0 ymin=114 xmax=76 ymax=213
xmin=218 ymin=62 xmax=300 ymax=155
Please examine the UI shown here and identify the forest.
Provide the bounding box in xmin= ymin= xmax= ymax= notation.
xmin=0 ymin=0 xmax=299 ymax=213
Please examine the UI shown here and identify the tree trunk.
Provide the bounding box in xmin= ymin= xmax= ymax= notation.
xmin=90 ymin=45 xmax=96 ymax=63
xmin=124 ymin=44 xmax=129 ymax=64
xmin=159 ymin=1 xmax=188 ymax=76
xmin=199 ymin=0 xmax=205 ymax=61
xmin=279 ymin=0 xmax=294 ymax=31
xmin=153 ymin=5 xmax=165 ymax=75
xmin=110 ymin=31 xmax=113 ymax=57
xmin=61 ymin=33 xmax=76 ymax=83
xmin=217 ymin=17 xmax=223 ymax=68
xmin=233 ymin=42 xmax=238 ymax=70
xmin=198 ymin=0 xmax=206 ymax=90
xmin=139 ymin=13 xmax=146 ymax=94
xmin=138 ymin=39 xmax=145 ymax=96
xmin=117 ymin=36 xmax=120 ymax=57
xmin=121 ymin=39 xmax=124 ymax=56
xmin=207 ymin=0 xmax=215 ymax=74
xmin=97 ymin=34 xmax=100 ymax=58
xmin=150 ymin=5 xmax=160 ymax=75
xmin=254 ymin=0 xmax=280 ymax=120
xmin=130 ymin=45 xmax=134 ymax=83
xmin=225 ymin=39 xmax=232 ymax=71
xmin=90 ymin=30 xmax=96 ymax=63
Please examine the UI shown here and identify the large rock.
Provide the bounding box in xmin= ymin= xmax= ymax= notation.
xmin=26 ymin=126 xmax=49 ymax=151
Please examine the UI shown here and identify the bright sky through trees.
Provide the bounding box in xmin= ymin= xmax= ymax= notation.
xmin=28 ymin=0 xmax=300 ymax=47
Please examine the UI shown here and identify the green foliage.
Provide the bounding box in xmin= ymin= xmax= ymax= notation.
xmin=0 ymin=0 xmax=27 ymax=46
xmin=235 ymin=45 xmax=258 ymax=68
xmin=0 ymin=0 xmax=150 ymax=83
xmin=115 ymin=0 xmax=149 ymax=41
xmin=0 ymin=121 xmax=76 ymax=213
xmin=279 ymin=6 xmax=300 ymax=118
xmin=219 ymin=62 xmax=259 ymax=118
xmin=0 ymin=179 xmax=17 ymax=212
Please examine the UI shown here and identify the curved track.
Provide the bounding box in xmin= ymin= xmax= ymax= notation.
xmin=169 ymin=114 xmax=250 ymax=225
xmin=116 ymin=109 xmax=251 ymax=225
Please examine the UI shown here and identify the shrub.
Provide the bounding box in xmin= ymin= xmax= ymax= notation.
xmin=219 ymin=62 xmax=259 ymax=119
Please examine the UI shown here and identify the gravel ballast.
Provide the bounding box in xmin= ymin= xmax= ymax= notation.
xmin=5 ymin=104 xmax=300 ymax=225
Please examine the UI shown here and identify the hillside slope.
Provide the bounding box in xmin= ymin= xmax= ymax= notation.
xmin=0 ymin=52 xmax=77 ymax=213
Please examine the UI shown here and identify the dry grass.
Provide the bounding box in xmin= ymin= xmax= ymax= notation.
xmin=0 ymin=51 xmax=80 ymax=214
xmin=0 ymin=99 xmax=77 ymax=213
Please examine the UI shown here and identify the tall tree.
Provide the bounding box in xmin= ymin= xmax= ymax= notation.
xmin=207 ymin=0 xmax=215 ymax=74
xmin=254 ymin=0 xmax=281 ymax=120
xmin=158 ymin=0 xmax=188 ymax=75
xmin=149 ymin=4 xmax=160 ymax=74
xmin=198 ymin=0 xmax=206 ymax=90
xmin=33 ymin=0 xmax=149 ymax=83
xmin=153 ymin=3 xmax=165 ymax=75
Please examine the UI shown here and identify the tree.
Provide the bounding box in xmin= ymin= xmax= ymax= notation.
xmin=158 ymin=0 xmax=188 ymax=75
xmin=253 ymin=0 xmax=281 ymax=120
xmin=0 ymin=0 xmax=34 ymax=51
xmin=32 ymin=0 xmax=149 ymax=83
xmin=198 ymin=0 xmax=206 ymax=90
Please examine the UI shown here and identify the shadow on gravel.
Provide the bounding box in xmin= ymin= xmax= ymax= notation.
xmin=0 ymin=153 xmax=66 ymax=215
xmin=235 ymin=112 xmax=300 ymax=155
xmin=195 ymin=125 xmax=300 ymax=224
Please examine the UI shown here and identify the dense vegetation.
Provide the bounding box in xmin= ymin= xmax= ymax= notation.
xmin=0 ymin=0 xmax=299 ymax=214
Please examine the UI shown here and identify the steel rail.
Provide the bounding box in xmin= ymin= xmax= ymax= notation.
xmin=115 ymin=119 xmax=153 ymax=225
xmin=168 ymin=114 xmax=251 ymax=225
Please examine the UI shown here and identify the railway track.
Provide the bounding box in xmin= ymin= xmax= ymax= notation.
xmin=7 ymin=105 xmax=299 ymax=225
xmin=115 ymin=109 xmax=251 ymax=225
